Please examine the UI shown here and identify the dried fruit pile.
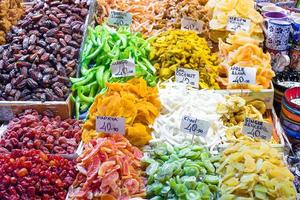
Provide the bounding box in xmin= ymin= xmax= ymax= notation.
xmin=82 ymin=78 xmax=160 ymax=147
xmin=218 ymin=140 xmax=297 ymax=199
xmin=287 ymin=144 xmax=300 ymax=193
xmin=143 ymin=142 xmax=219 ymax=200
xmin=0 ymin=109 xmax=82 ymax=154
xmin=0 ymin=0 xmax=88 ymax=101
xmin=150 ymin=30 xmax=220 ymax=89
xmin=71 ymin=25 xmax=156 ymax=118
xmin=0 ymin=149 xmax=77 ymax=200
xmin=0 ymin=0 xmax=24 ymax=44
xmin=70 ymin=135 xmax=145 ymax=200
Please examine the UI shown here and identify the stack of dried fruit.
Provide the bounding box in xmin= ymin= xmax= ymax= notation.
xmin=0 ymin=109 xmax=82 ymax=154
xmin=218 ymin=32 xmax=275 ymax=90
xmin=82 ymin=78 xmax=160 ymax=147
xmin=71 ymin=25 xmax=156 ymax=119
xmin=0 ymin=0 xmax=24 ymax=44
xmin=218 ymin=140 xmax=297 ymax=199
xmin=150 ymin=30 xmax=220 ymax=89
xmin=70 ymin=135 xmax=145 ymax=200
xmin=0 ymin=149 xmax=77 ymax=200
xmin=143 ymin=142 xmax=219 ymax=199
xmin=205 ymin=0 xmax=264 ymax=42
xmin=0 ymin=0 xmax=88 ymax=101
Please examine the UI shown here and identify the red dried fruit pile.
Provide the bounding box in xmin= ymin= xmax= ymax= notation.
xmin=0 ymin=109 xmax=82 ymax=154
xmin=0 ymin=149 xmax=77 ymax=200
xmin=70 ymin=134 xmax=146 ymax=200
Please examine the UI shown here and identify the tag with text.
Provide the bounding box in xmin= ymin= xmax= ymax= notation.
xmin=180 ymin=116 xmax=210 ymax=137
xmin=181 ymin=18 xmax=204 ymax=33
xmin=96 ymin=116 xmax=125 ymax=135
xmin=111 ymin=59 xmax=135 ymax=78
xmin=175 ymin=68 xmax=199 ymax=88
xmin=242 ymin=117 xmax=272 ymax=140
xmin=229 ymin=66 xmax=256 ymax=85
xmin=108 ymin=10 xmax=132 ymax=27
xmin=226 ymin=16 xmax=250 ymax=32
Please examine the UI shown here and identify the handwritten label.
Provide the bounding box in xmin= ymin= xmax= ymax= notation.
xmin=180 ymin=116 xmax=210 ymax=137
xmin=108 ymin=10 xmax=132 ymax=27
xmin=0 ymin=106 xmax=13 ymax=121
xmin=111 ymin=59 xmax=135 ymax=78
xmin=181 ymin=17 xmax=204 ymax=33
xmin=96 ymin=116 xmax=125 ymax=134
xmin=226 ymin=16 xmax=250 ymax=32
xmin=229 ymin=66 xmax=256 ymax=84
xmin=175 ymin=68 xmax=199 ymax=88
xmin=242 ymin=117 xmax=272 ymax=140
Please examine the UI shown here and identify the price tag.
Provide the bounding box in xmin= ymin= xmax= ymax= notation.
xmin=111 ymin=59 xmax=135 ymax=78
xmin=181 ymin=17 xmax=204 ymax=33
xmin=242 ymin=117 xmax=272 ymax=140
xmin=175 ymin=68 xmax=199 ymax=88
xmin=108 ymin=10 xmax=132 ymax=27
xmin=0 ymin=106 xmax=13 ymax=121
xmin=96 ymin=116 xmax=125 ymax=134
xmin=226 ymin=16 xmax=250 ymax=32
xmin=180 ymin=116 xmax=210 ymax=137
xmin=228 ymin=66 xmax=256 ymax=85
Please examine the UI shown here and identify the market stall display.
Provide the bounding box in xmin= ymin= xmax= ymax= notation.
xmin=71 ymin=25 xmax=156 ymax=118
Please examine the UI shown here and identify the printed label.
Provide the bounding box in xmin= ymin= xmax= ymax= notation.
xmin=242 ymin=117 xmax=272 ymax=140
xmin=229 ymin=66 xmax=256 ymax=85
xmin=175 ymin=68 xmax=199 ymax=88
xmin=181 ymin=17 xmax=204 ymax=33
xmin=180 ymin=115 xmax=210 ymax=137
xmin=96 ymin=116 xmax=125 ymax=135
xmin=108 ymin=10 xmax=132 ymax=27
xmin=227 ymin=16 xmax=251 ymax=32
xmin=111 ymin=59 xmax=135 ymax=78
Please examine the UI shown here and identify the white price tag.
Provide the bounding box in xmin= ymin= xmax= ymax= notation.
xmin=180 ymin=116 xmax=210 ymax=137
xmin=226 ymin=16 xmax=250 ymax=32
xmin=242 ymin=117 xmax=272 ymax=140
xmin=175 ymin=68 xmax=199 ymax=88
xmin=228 ymin=66 xmax=256 ymax=85
xmin=111 ymin=59 xmax=135 ymax=78
xmin=108 ymin=10 xmax=132 ymax=27
xmin=96 ymin=116 xmax=125 ymax=134
xmin=181 ymin=17 xmax=204 ymax=33
xmin=0 ymin=106 xmax=13 ymax=121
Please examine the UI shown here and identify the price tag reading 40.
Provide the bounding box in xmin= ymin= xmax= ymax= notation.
xmin=242 ymin=117 xmax=272 ymax=140
xmin=180 ymin=116 xmax=210 ymax=137
xmin=181 ymin=17 xmax=204 ymax=33
xmin=175 ymin=68 xmax=199 ymax=88
xmin=226 ymin=16 xmax=250 ymax=32
xmin=111 ymin=59 xmax=136 ymax=78
xmin=229 ymin=66 xmax=256 ymax=85
xmin=108 ymin=10 xmax=132 ymax=27
xmin=96 ymin=116 xmax=125 ymax=135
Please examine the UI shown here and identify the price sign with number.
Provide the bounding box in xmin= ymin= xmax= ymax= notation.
xmin=111 ymin=59 xmax=135 ymax=78
xmin=175 ymin=68 xmax=199 ymax=88
xmin=96 ymin=116 xmax=125 ymax=135
xmin=108 ymin=10 xmax=132 ymax=27
xmin=242 ymin=117 xmax=272 ymax=140
xmin=226 ymin=16 xmax=250 ymax=32
xmin=180 ymin=116 xmax=210 ymax=137
xmin=181 ymin=17 xmax=204 ymax=33
xmin=228 ymin=66 xmax=256 ymax=85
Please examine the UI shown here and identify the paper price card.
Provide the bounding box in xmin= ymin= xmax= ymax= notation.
xmin=180 ymin=116 xmax=210 ymax=137
xmin=181 ymin=17 xmax=204 ymax=33
xmin=175 ymin=68 xmax=199 ymax=88
xmin=111 ymin=59 xmax=135 ymax=78
xmin=228 ymin=66 xmax=256 ymax=85
xmin=96 ymin=116 xmax=125 ymax=135
xmin=242 ymin=117 xmax=272 ymax=140
xmin=108 ymin=10 xmax=132 ymax=27
xmin=226 ymin=16 xmax=250 ymax=32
